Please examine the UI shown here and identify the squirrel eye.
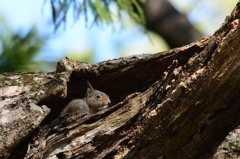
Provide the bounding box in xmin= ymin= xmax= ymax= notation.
xmin=96 ymin=95 xmax=101 ymax=99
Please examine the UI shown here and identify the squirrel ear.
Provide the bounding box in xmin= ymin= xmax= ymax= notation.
xmin=87 ymin=88 xmax=93 ymax=97
xmin=87 ymin=81 xmax=94 ymax=97
xmin=87 ymin=81 xmax=94 ymax=90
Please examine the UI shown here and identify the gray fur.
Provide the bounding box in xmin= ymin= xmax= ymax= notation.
xmin=60 ymin=82 xmax=111 ymax=116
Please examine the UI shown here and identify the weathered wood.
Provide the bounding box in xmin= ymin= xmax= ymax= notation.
xmin=2 ymin=2 xmax=240 ymax=159
xmin=0 ymin=72 xmax=70 ymax=158
xmin=22 ymin=2 xmax=240 ymax=158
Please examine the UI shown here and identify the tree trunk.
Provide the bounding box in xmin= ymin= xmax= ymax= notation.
xmin=1 ymin=2 xmax=240 ymax=159
xmin=139 ymin=0 xmax=203 ymax=48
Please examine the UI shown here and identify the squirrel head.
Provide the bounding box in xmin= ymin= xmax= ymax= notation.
xmin=86 ymin=81 xmax=111 ymax=113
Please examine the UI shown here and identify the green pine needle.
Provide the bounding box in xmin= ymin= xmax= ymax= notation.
xmin=47 ymin=0 xmax=146 ymax=31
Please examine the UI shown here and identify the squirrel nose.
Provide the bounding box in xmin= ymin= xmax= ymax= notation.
xmin=105 ymin=99 xmax=111 ymax=106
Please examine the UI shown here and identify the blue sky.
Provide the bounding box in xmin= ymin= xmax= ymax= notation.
xmin=0 ymin=0 xmax=237 ymax=68
xmin=0 ymin=0 xmax=117 ymax=62
xmin=0 ymin=0 xmax=167 ymax=64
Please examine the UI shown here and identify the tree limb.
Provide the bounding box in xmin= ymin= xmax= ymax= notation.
xmin=2 ymin=2 xmax=240 ymax=159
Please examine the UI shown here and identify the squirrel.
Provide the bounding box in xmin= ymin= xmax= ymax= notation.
xmin=60 ymin=81 xmax=111 ymax=116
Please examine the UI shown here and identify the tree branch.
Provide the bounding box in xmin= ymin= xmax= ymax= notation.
xmin=2 ymin=2 xmax=240 ymax=159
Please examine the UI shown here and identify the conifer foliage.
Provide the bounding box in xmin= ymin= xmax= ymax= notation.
xmin=47 ymin=0 xmax=146 ymax=31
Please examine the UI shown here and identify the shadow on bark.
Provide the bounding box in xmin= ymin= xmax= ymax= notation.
xmin=2 ymin=2 xmax=240 ymax=159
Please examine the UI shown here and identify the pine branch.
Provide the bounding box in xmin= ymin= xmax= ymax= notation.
xmin=45 ymin=0 xmax=146 ymax=31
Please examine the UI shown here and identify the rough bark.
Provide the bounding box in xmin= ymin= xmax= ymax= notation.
xmin=1 ymin=2 xmax=240 ymax=159
xmin=0 ymin=72 xmax=70 ymax=158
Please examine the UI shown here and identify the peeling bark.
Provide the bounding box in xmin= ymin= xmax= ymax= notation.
xmin=1 ymin=2 xmax=240 ymax=159
xmin=0 ymin=72 xmax=69 ymax=158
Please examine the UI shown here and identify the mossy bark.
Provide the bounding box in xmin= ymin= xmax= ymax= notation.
xmin=1 ymin=2 xmax=240 ymax=159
